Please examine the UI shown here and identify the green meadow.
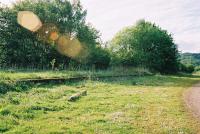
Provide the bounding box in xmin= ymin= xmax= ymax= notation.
xmin=0 ymin=74 xmax=200 ymax=134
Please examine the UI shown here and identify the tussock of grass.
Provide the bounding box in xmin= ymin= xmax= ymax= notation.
xmin=0 ymin=75 xmax=200 ymax=133
xmin=0 ymin=81 xmax=31 ymax=94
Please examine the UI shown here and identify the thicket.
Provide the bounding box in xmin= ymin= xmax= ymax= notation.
xmin=0 ymin=0 xmax=110 ymax=69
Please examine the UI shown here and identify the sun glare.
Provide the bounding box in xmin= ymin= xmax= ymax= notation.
xmin=17 ymin=11 xmax=42 ymax=32
xmin=17 ymin=11 xmax=87 ymax=60
xmin=56 ymin=35 xmax=83 ymax=58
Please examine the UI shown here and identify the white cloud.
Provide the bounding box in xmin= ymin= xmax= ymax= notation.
xmin=82 ymin=0 xmax=200 ymax=53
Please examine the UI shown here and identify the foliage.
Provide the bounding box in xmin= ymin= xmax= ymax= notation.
xmin=194 ymin=66 xmax=200 ymax=72
xmin=179 ymin=63 xmax=195 ymax=73
xmin=50 ymin=59 xmax=56 ymax=70
xmin=110 ymin=20 xmax=179 ymax=73
xmin=88 ymin=47 xmax=111 ymax=69
xmin=0 ymin=0 xmax=102 ymax=69
xmin=180 ymin=53 xmax=200 ymax=66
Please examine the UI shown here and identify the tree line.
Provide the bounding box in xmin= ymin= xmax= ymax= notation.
xmin=0 ymin=0 xmax=186 ymax=74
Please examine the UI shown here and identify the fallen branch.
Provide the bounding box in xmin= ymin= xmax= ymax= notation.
xmin=68 ymin=90 xmax=87 ymax=102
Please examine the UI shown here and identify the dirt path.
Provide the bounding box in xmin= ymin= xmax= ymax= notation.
xmin=184 ymin=82 xmax=200 ymax=121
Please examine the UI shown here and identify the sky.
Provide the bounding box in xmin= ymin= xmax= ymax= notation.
xmin=1 ymin=0 xmax=200 ymax=53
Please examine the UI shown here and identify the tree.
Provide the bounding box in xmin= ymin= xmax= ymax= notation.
xmin=110 ymin=20 xmax=179 ymax=73
xmin=0 ymin=0 xmax=101 ymax=69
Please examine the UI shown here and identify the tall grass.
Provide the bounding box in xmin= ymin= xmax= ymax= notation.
xmin=0 ymin=67 xmax=151 ymax=80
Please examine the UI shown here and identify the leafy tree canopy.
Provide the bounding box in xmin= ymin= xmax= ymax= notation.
xmin=0 ymin=0 xmax=101 ymax=69
xmin=110 ymin=20 xmax=179 ymax=73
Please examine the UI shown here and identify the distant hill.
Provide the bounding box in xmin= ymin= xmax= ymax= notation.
xmin=180 ymin=53 xmax=200 ymax=66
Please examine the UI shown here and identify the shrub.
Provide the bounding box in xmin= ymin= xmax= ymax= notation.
xmin=88 ymin=47 xmax=111 ymax=69
xmin=195 ymin=66 xmax=200 ymax=72
xmin=110 ymin=20 xmax=179 ymax=74
xmin=179 ymin=64 xmax=195 ymax=73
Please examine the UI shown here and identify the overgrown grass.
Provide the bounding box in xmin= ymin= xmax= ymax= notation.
xmin=0 ymin=75 xmax=200 ymax=133
xmin=0 ymin=67 xmax=150 ymax=80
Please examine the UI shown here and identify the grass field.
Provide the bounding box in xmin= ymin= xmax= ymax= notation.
xmin=0 ymin=74 xmax=200 ymax=133
xmin=0 ymin=67 xmax=149 ymax=80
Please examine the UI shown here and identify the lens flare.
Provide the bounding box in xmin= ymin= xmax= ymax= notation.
xmin=50 ymin=32 xmax=59 ymax=41
xmin=69 ymin=38 xmax=83 ymax=57
xmin=17 ymin=11 xmax=42 ymax=32
xmin=37 ymin=23 xmax=59 ymax=43
xmin=56 ymin=35 xmax=83 ymax=58
xmin=74 ymin=43 xmax=89 ymax=63
xmin=56 ymin=35 xmax=71 ymax=55
xmin=17 ymin=11 xmax=89 ymax=62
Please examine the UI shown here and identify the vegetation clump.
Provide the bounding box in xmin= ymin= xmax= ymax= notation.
xmin=0 ymin=0 xmax=110 ymax=69
xmin=0 ymin=81 xmax=30 ymax=94
xmin=110 ymin=20 xmax=179 ymax=73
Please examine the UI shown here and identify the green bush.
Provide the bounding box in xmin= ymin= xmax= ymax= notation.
xmin=110 ymin=20 xmax=179 ymax=74
xmin=88 ymin=47 xmax=111 ymax=69
xmin=179 ymin=64 xmax=195 ymax=73
xmin=195 ymin=66 xmax=200 ymax=72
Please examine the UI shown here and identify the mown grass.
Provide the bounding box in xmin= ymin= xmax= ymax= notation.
xmin=0 ymin=75 xmax=200 ymax=133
